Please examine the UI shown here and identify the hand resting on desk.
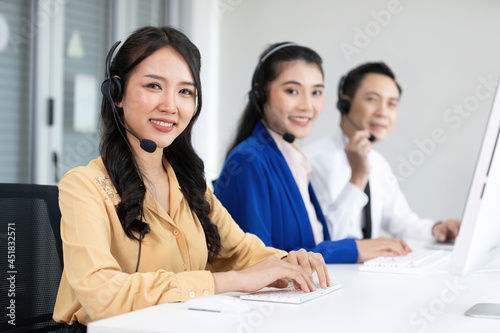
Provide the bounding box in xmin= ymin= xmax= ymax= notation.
xmin=432 ymin=219 xmax=460 ymax=243
xmin=213 ymin=249 xmax=330 ymax=294
xmin=354 ymin=219 xmax=460 ymax=263
xmin=355 ymin=237 xmax=411 ymax=262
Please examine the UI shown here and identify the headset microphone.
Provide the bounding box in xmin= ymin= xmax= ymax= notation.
xmin=345 ymin=113 xmax=376 ymax=142
xmin=262 ymin=121 xmax=296 ymax=143
xmin=101 ymin=40 xmax=158 ymax=273
xmin=139 ymin=138 xmax=157 ymax=153
xmin=109 ymin=107 xmax=157 ymax=153
xmin=283 ymin=132 xmax=295 ymax=143
xmin=101 ymin=41 xmax=157 ymax=153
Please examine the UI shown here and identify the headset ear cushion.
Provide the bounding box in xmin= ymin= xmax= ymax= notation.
xmin=249 ymin=88 xmax=266 ymax=117
xmin=253 ymin=87 xmax=266 ymax=106
xmin=100 ymin=79 xmax=112 ymax=103
xmin=337 ymin=98 xmax=350 ymax=115
xmin=100 ymin=77 xmax=123 ymax=104
xmin=110 ymin=76 xmax=123 ymax=102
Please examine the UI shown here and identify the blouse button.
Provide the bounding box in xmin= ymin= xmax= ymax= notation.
xmin=173 ymin=229 xmax=179 ymax=236
xmin=189 ymin=291 xmax=196 ymax=298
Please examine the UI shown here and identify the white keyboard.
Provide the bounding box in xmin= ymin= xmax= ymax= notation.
xmin=359 ymin=250 xmax=451 ymax=274
xmin=239 ymin=281 xmax=342 ymax=304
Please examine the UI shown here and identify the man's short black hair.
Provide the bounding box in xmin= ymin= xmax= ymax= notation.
xmin=340 ymin=62 xmax=402 ymax=99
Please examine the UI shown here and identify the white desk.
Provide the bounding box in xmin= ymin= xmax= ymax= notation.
xmin=88 ymin=243 xmax=500 ymax=333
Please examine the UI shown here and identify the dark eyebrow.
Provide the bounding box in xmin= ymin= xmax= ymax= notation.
xmin=365 ymin=91 xmax=399 ymax=101
xmin=181 ymin=81 xmax=197 ymax=87
xmin=144 ymin=74 xmax=165 ymax=81
xmin=144 ymin=74 xmax=196 ymax=87
xmin=280 ymin=80 xmax=325 ymax=88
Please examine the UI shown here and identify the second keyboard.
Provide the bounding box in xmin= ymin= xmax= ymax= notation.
xmin=359 ymin=250 xmax=451 ymax=274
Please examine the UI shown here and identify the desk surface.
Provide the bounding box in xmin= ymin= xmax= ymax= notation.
xmin=88 ymin=242 xmax=500 ymax=333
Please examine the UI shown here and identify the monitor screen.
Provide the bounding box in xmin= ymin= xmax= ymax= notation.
xmin=449 ymin=78 xmax=500 ymax=276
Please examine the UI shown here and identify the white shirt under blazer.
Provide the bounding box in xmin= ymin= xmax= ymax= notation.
xmin=304 ymin=131 xmax=435 ymax=241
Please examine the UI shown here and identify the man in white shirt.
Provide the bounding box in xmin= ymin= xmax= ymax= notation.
xmin=305 ymin=62 xmax=460 ymax=243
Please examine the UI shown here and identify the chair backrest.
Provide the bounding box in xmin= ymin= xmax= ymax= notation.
xmin=0 ymin=183 xmax=66 ymax=332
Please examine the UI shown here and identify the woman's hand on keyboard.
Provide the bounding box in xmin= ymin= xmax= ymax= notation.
xmin=283 ymin=249 xmax=331 ymax=290
xmin=355 ymin=237 xmax=411 ymax=263
xmin=213 ymin=250 xmax=330 ymax=294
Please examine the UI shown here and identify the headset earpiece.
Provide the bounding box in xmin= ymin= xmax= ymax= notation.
xmin=254 ymin=87 xmax=266 ymax=106
xmin=337 ymin=98 xmax=350 ymax=115
xmin=101 ymin=76 xmax=123 ymax=104
xmin=337 ymin=75 xmax=350 ymax=115
xmin=249 ymin=86 xmax=266 ymax=115
xmin=248 ymin=89 xmax=258 ymax=114
xmin=101 ymin=41 xmax=123 ymax=104
xmin=109 ymin=76 xmax=123 ymax=102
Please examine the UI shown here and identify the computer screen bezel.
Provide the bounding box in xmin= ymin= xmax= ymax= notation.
xmin=449 ymin=78 xmax=500 ymax=276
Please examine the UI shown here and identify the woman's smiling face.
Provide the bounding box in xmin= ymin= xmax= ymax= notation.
xmin=117 ymin=46 xmax=197 ymax=151
xmin=263 ymin=60 xmax=325 ymax=140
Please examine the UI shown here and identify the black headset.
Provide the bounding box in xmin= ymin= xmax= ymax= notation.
xmin=337 ymin=73 xmax=376 ymax=142
xmin=337 ymin=75 xmax=351 ymax=115
xmin=101 ymin=41 xmax=123 ymax=104
xmin=100 ymin=40 xmax=157 ymax=154
xmin=249 ymin=42 xmax=298 ymax=115
xmin=100 ymin=40 xmax=148 ymax=272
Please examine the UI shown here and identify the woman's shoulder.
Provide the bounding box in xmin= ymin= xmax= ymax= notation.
xmin=225 ymin=137 xmax=275 ymax=172
xmin=60 ymin=157 xmax=120 ymax=205
xmin=62 ymin=157 xmax=108 ymax=180
xmin=227 ymin=127 xmax=276 ymax=160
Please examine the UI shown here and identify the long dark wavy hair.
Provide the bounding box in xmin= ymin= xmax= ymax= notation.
xmin=225 ymin=42 xmax=324 ymax=159
xmin=99 ymin=26 xmax=221 ymax=262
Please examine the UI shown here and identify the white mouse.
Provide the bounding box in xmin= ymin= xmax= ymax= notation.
xmin=186 ymin=295 xmax=253 ymax=314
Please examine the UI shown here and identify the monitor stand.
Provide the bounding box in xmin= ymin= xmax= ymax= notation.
xmin=465 ymin=303 xmax=500 ymax=319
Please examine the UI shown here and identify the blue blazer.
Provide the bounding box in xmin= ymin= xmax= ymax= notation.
xmin=215 ymin=122 xmax=358 ymax=263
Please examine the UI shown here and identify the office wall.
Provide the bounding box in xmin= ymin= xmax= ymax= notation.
xmin=212 ymin=0 xmax=500 ymax=220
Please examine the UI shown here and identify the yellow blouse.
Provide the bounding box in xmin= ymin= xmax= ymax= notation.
xmin=53 ymin=157 xmax=286 ymax=325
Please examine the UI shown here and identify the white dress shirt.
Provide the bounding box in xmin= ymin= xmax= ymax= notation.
xmin=304 ymin=131 xmax=435 ymax=241
xmin=267 ymin=129 xmax=324 ymax=245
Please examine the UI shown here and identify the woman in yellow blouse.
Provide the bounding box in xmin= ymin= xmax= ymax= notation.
xmin=53 ymin=26 xmax=330 ymax=330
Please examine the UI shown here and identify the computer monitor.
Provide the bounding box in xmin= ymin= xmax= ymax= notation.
xmin=449 ymin=78 xmax=500 ymax=276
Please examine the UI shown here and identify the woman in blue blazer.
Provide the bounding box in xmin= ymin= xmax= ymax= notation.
xmin=215 ymin=42 xmax=410 ymax=263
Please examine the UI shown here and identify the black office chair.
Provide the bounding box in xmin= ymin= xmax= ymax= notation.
xmin=0 ymin=183 xmax=67 ymax=332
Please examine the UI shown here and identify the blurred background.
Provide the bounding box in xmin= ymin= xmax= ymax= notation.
xmin=1 ymin=0 xmax=499 ymax=222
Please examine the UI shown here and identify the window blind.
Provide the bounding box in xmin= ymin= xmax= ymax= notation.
xmin=0 ymin=0 xmax=32 ymax=183
xmin=60 ymin=0 xmax=110 ymax=177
